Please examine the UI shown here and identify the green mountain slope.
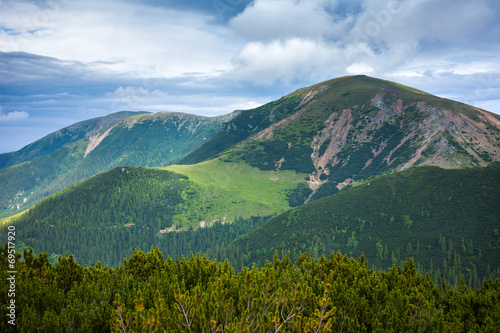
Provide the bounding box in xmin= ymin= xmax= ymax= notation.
xmin=180 ymin=91 xmax=305 ymax=164
xmin=11 ymin=166 xmax=193 ymax=265
xmin=4 ymin=75 xmax=499 ymax=218
xmin=0 ymin=111 xmax=146 ymax=169
xmin=184 ymin=75 xmax=500 ymax=204
xmin=6 ymin=160 xmax=305 ymax=265
xmin=0 ymin=112 xmax=232 ymax=217
xmin=164 ymin=159 xmax=306 ymax=225
xmin=231 ymin=167 xmax=500 ymax=287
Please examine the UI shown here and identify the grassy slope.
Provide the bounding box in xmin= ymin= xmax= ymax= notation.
xmin=5 ymin=75 xmax=500 ymax=271
xmin=0 ymin=211 xmax=25 ymax=226
xmin=164 ymin=158 xmax=307 ymax=226
xmin=2 ymin=160 xmax=306 ymax=265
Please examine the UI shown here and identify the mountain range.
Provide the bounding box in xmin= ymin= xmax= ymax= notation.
xmin=2 ymin=75 xmax=500 ymax=285
xmin=0 ymin=111 xmax=233 ymax=217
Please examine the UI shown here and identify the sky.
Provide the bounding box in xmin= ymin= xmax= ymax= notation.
xmin=0 ymin=0 xmax=499 ymax=153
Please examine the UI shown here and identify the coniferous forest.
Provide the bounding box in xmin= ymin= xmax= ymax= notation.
xmin=7 ymin=166 xmax=499 ymax=287
xmin=1 ymin=244 xmax=500 ymax=332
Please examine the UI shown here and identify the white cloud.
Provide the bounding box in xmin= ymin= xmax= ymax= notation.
xmin=3 ymin=0 xmax=497 ymax=93
xmin=231 ymin=38 xmax=345 ymax=85
xmin=0 ymin=0 xmax=238 ymax=77
xmin=228 ymin=0 xmax=500 ymax=89
xmin=0 ymin=110 xmax=30 ymax=122
xmin=101 ymin=84 xmax=269 ymax=116
xmin=349 ymin=0 xmax=496 ymax=46
xmin=1 ymin=0 xmax=500 ymax=155
xmin=230 ymin=0 xmax=338 ymax=41
xmin=106 ymin=85 xmax=160 ymax=111
xmin=227 ymin=100 xmax=263 ymax=111
xmin=346 ymin=63 xmax=374 ymax=74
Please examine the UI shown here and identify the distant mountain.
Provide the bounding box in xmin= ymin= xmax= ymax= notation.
xmin=230 ymin=167 xmax=500 ymax=287
xmin=0 ymin=111 xmax=146 ymax=169
xmin=0 ymin=111 xmax=233 ymax=217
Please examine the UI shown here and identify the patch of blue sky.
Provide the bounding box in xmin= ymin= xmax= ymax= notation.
xmin=0 ymin=26 xmax=21 ymax=35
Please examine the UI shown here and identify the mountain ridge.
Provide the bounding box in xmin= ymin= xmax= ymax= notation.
xmin=0 ymin=111 xmax=148 ymax=169
xmin=0 ymin=111 xmax=234 ymax=217
xmin=199 ymin=75 xmax=500 ymax=200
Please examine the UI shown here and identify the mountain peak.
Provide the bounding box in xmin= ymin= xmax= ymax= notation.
xmin=183 ymin=75 xmax=500 ymax=202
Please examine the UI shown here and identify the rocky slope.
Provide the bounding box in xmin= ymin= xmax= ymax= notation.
xmin=3 ymin=75 xmax=500 ymax=268
xmin=194 ymin=75 xmax=500 ymax=201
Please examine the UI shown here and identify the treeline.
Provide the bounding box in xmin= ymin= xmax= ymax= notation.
xmin=1 ymin=245 xmax=500 ymax=332
xmin=234 ymin=231 xmax=500 ymax=290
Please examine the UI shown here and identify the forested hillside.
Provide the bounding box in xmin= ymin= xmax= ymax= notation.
xmin=7 ymin=167 xmax=192 ymax=265
xmin=4 ymin=164 xmax=292 ymax=266
xmin=231 ymin=167 xmax=500 ymax=288
xmin=5 ymin=165 xmax=499 ymax=288
xmin=1 ymin=75 xmax=500 ymax=331
xmin=1 ymin=245 xmax=499 ymax=332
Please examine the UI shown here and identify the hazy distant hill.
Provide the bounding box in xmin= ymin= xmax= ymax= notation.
xmin=0 ymin=111 xmax=233 ymax=217
xmin=0 ymin=111 xmax=146 ymax=169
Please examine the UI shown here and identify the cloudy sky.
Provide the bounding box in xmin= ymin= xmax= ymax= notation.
xmin=0 ymin=0 xmax=499 ymax=153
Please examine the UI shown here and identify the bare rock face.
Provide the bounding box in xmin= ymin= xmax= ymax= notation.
xmin=304 ymin=89 xmax=500 ymax=195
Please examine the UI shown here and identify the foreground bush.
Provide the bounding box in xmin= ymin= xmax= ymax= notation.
xmin=1 ymin=245 xmax=499 ymax=332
